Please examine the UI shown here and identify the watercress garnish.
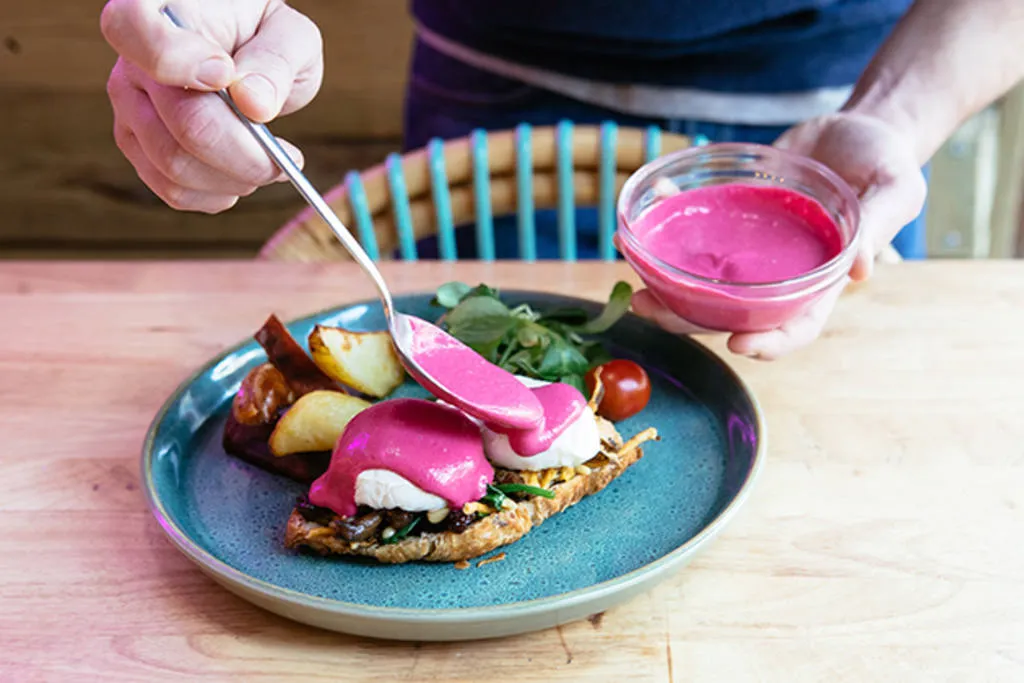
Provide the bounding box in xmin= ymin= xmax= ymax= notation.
xmin=431 ymin=280 xmax=632 ymax=390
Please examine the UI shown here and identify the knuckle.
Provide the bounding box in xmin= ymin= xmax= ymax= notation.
xmin=105 ymin=68 xmax=120 ymax=99
xmin=279 ymin=4 xmax=323 ymax=51
xmin=159 ymin=183 xmax=193 ymax=211
xmin=202 ymin=196 xmax=239 ymax=214
xmin=148 ymin=47 xmax=184 ymax=84
xmin=161 ymin=147 xmax=196 ymax=186
xmin=99 ymin=0 xmax=129 ymax=42
xmin=304 ymin=16 xmax=324 ymax=52
xmin=106 ymin=59 xmax=131 ymax=101
xmin=237 ymin=158 xmax=276 ymax=187
xmin=170 ymin=97 xmax=273 ymax=186
xmin=172 ymin=99 xmax=224 ymax=153
xmin=112 ymin=125 xmax=132 ymax=156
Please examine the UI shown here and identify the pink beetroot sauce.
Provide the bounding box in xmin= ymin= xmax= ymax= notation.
xmin=307 ymin=315 xmax=593 ymax=516
xmin=491 ymin=382 xmax=588 ymax=457
xmin=308 ymin=398 xmax=495 ymax=518
xmin=634 ymin=184 xmax=842 ymax=283
xmin=403 ymin=315 xmax=544 ymax=431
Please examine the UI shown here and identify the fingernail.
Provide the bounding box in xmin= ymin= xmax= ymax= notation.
xmin=239 ymin=74 xmax=278 ymax=113
xmin=195 ymin=57 xmax=233 ymax=89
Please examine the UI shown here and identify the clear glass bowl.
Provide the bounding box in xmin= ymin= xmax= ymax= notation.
xmin=616 ymin=142 xmax=862 ymax=333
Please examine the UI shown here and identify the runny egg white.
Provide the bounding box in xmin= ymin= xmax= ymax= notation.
xmin=354 ymin=469 xmax=446 ymax=512
xmin=480 ymin=376 xmax=601 ymax=472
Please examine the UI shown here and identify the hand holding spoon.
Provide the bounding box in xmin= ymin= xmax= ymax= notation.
xmin=159 ymin=4 xmax=542 ymax=430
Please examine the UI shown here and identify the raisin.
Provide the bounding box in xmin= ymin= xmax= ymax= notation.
xmin=445 ymin=508 xmax=475 ymax=534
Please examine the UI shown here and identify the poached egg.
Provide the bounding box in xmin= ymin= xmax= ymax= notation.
xmin=355 ymin=376 xmax=598 ymax=511
xmin=473 ymin=375 xmax=601 ymax=472
xmin=353 ymin=469 xmax=447 ymax=512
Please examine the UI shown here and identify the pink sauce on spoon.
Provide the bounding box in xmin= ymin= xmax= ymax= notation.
xmin=308 ymin=398 xmax=494 ymax=518
xmin=402 ymin=315 xmax=544 ymax=430
xmin=492 ymin=382 xmax=588 ymax=456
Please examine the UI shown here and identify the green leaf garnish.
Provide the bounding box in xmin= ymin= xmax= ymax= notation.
xmin=580 ymin=340 xmax=614 ymax=368
xmin=382 ymin=515 xmax=421 ymax=544
xmin=468 ymin=283 xmax=501 ymax=300
xmin=432 ymin=281 xmax=473 ymax=309
xmin=559 ymin=373 xmax=587 ymax=395
xmin=536 ymin=337 xmax=590 ymax=379
xmin=494 ymin=483 xmax=556 ymax=499
xmin=482 ymin=484 xmax=509 ymax=511
xmin=430 ymin=280 xmax=630 ymax=388
xmin=572 ymin=281 xmax=633 ymax=334
xmin=445 ymin=296 xmax=515 ymax=346
xmin=515 ymin=324 xmax=543 ymax=348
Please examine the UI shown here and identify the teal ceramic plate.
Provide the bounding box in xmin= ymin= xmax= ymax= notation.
xmin=143 ymin=291 xmax=765 ymax=641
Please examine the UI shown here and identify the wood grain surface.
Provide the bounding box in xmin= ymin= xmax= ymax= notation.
xmin=2 ymin=260 xmax=1023 ymax=682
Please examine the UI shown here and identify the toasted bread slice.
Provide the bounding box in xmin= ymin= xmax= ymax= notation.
xmin=283 ymin=417 xmax=659 ymax=563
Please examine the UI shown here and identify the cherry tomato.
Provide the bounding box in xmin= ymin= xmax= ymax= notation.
xmin=584 ymin=359 xmax=651 ymax=421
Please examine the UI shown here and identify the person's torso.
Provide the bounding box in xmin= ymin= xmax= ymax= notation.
xmin=410 ymin=0 xmax=914 ymax=93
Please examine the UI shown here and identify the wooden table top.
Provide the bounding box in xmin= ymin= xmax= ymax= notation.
xmin=3 ymin=260 xmax=1023 ymax=682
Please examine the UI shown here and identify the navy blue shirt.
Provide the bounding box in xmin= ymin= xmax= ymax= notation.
xmin=410 ymin=0 xmax=914 ymax=93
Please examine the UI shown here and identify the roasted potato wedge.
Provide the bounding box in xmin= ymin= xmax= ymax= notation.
xmin=255 ymin=314 xmax=343 ymax=396
xmin=268 ymin=390 xmax=371 ymax=457
xmin=308 ymin=325 xmax=405 ymax=398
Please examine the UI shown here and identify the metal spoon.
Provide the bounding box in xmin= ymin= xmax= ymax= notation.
xmin=160 ymin=5 xmax=543 ymax=430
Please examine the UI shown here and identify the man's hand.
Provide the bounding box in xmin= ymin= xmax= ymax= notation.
xmin=635 ymin=0 xmax=1024 ymax=360
xmin=632 ymin=112 xmax=927 ymax=360
xmin=100 ymin=0 xmax=324 ymax=212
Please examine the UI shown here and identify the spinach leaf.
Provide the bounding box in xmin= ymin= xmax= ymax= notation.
xmin=536 ymin=337 xmax=590 ymax=379
xmin=445 ymin=296 xmax=515 ymax=346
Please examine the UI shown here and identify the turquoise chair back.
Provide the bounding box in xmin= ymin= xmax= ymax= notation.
xmin=261 ymin=121 xmax=704 ymax=263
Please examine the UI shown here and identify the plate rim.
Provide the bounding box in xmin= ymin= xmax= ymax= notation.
xmin=141 ymin=290 xmax=767 ymax=624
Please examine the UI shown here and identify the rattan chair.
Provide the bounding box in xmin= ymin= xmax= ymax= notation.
xmin=260 ymin=121 xmax=705 ymax=262
xmin=259 ymin=119 xmax=901 ymax=264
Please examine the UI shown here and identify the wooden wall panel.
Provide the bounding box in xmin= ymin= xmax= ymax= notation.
xmin=0 ymin=1 xmax=413 ymax=258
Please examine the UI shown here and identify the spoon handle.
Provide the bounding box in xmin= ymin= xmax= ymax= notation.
xmin=160 ymin=4 xmax=395 ymax=320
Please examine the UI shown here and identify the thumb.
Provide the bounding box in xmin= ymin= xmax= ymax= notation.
xmin=227 ymin=4 xmax=324 ymax=122
xmin=849 ymin=169 xmax=927 ymax=281
xmin=100 ymin=0 xmax=234 ymax=90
